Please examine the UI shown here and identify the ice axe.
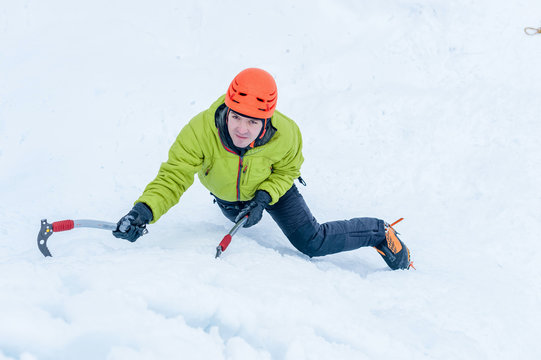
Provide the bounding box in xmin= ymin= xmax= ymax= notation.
xmin=37 ymin=218 xmax=146 ymax=257
xmin=215 ymin=215 xmax=248 ymax=258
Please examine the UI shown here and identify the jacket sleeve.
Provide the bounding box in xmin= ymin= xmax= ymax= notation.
xmin=135 ymin=121 xmax=203 ymax=223
xmin=257 ymin=124 xmax=304 ymax=205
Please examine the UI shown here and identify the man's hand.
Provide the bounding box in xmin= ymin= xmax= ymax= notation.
xmin=113 ymin=202 xmax=153 ymax=242
xmin=235 ymin=190 xmax=271 ymax=228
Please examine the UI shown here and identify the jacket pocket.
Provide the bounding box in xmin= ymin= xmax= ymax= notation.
xmin=202 ymin=160 xmax=213 ymax=176
xmin=242 ymin=157 xmax=272 ymax=187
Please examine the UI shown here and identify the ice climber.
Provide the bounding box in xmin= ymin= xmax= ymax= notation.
xmin=113 ymin=68 xmax=412 ymax=270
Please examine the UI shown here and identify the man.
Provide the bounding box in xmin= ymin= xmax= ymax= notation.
xmin=113 ymin=68 xmax=412 ymax=270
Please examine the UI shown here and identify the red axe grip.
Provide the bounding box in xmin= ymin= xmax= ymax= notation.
xmin=52 ymin=220 xmax=75 ymax=232
xmin=219 ymin=234 xmax=232 ymax=251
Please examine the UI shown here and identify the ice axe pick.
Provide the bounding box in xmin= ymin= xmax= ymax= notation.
xmin=37 ymin=218 xmax=146 ymax=257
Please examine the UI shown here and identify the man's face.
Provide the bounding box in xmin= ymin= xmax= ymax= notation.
xmin=227 ymin=110 xmax=263 ymax=148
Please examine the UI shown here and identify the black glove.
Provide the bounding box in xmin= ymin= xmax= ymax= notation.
xmin=235 ymin=190 xmax=271 ymax=228
xmin=113 ymin=202 xmax=153 ymax=242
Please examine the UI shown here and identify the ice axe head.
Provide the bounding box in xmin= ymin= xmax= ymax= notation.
xmin=37 ymin=219 xmax=53 ymax=257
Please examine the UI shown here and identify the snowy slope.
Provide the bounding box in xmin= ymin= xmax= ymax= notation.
xmin=1 ymin=0 xmax=541 ymax=359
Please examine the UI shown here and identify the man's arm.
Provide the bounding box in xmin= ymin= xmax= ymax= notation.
xmin=257 ymin=124 xmax=304 ymax=205
xmin=136 ymin=122 xmax=204 ymax=222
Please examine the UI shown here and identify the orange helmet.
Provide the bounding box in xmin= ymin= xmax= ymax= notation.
xmin=225 ymin=68 xmax=277 ymax=119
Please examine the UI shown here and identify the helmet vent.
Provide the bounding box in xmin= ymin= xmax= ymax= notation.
xmin=256 ymin=97 xmax=264 ymax=102
xmin=239 ymin=92 xmax=247 ymax=96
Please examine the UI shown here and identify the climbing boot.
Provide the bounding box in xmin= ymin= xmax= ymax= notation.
xmin=374 ymin=219 xmax=413 ymax=270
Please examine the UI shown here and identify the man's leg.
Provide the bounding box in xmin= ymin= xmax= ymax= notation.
xmin=266 ymin=185 xmax=386 ymax=257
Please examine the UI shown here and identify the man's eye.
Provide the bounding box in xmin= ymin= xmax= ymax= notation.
xmin=250 ymin=120 xmax=258 ymax=125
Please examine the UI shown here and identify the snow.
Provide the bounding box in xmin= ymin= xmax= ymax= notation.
xmin=1 ymin=0 xmax=541 ymax=358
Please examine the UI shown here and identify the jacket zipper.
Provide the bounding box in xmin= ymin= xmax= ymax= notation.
xmin=216 ymin=132 xmax=246 ymax=201
xmin=236 ymin=156 xmax=244 ymax=201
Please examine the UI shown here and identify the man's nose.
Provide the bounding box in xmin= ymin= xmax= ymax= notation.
xmin=237 ymin=120 xmax=248 ymax=133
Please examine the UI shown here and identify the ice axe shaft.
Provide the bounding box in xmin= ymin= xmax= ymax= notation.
xmin=38 ymin=218 xmax=119 ymax=257
xmin=215 ymin=216 xmax=248 ymax=258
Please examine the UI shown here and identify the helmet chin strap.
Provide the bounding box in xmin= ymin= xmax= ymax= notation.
xmin=259 ymin=118 xmax=268 ymax=139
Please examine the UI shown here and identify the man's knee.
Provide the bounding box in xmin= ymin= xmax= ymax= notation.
xmin=287 ymin=224 xmax=324 ymax=258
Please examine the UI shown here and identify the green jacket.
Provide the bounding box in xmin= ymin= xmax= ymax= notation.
xmin=136 ymin=95 xmax=304 ymax=223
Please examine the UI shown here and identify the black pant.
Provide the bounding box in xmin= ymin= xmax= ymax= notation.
xmin=214 ymin=185 xmax=386 ymax=257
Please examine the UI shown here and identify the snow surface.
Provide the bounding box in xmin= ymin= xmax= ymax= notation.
xmin=1 ymin=0 xmax=541 ymax=359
